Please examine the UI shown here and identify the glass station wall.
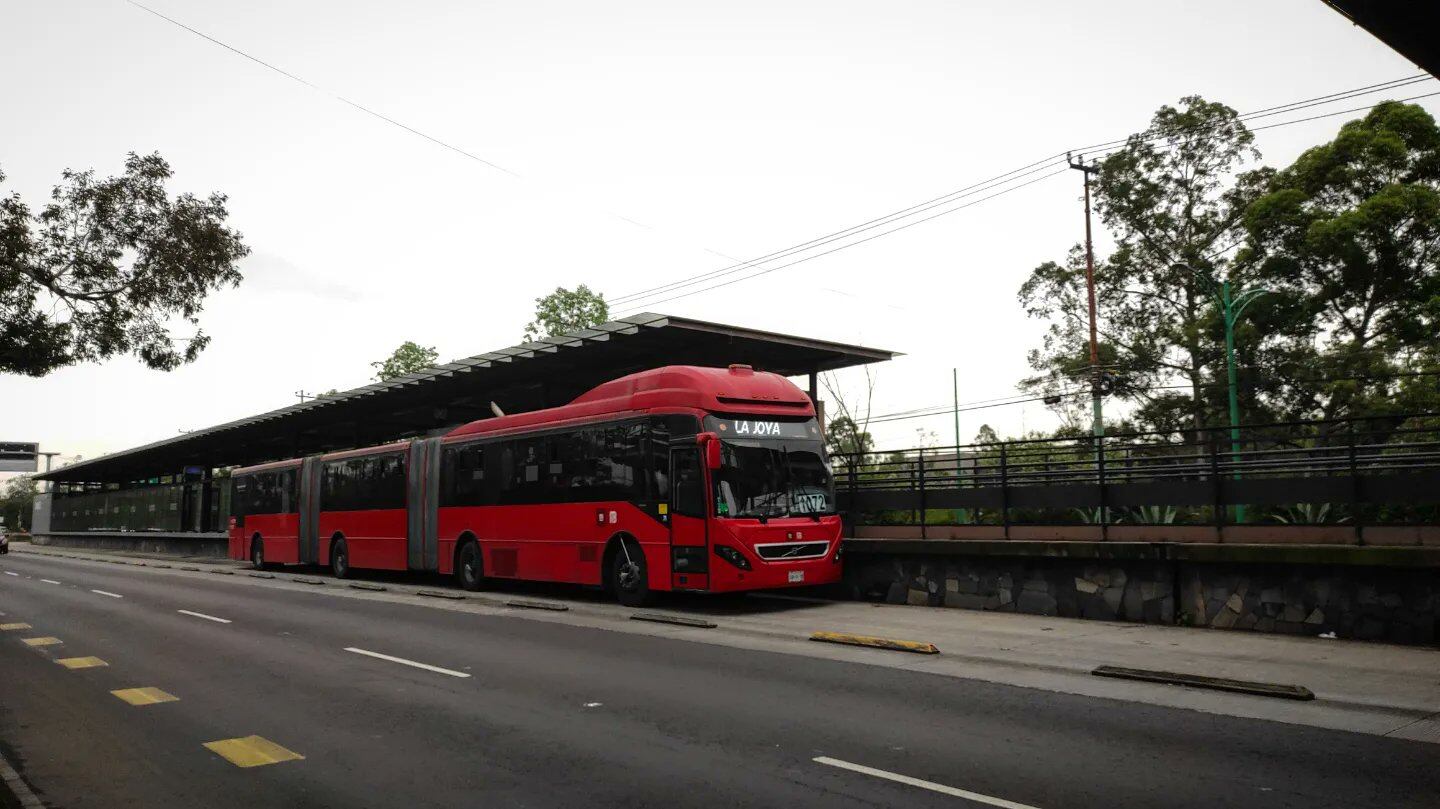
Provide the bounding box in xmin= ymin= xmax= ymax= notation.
xmin=50 ymin=477 xmax=230 ymax=533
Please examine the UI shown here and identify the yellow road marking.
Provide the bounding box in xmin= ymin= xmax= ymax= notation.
xmin=0 ymin=623 xmax=32 ymax=631
xmin=56 ymin=656 xmax=108 ymax=669
xmin=22 ymin=637 xmax=62 ymax=647
xmin=111 ymin=687 xmax=179 ymax=706
xmin=203 ymin=735 xmax=304 ymax=768
xmin=810 ymin=631 xmax=940 ymax=655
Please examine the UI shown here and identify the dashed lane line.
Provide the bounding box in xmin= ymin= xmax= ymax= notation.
xmin=39 ymin=579 xmax=61 ymax=585
xmin=91 ymin=589 xmax=124 ymax=599
xmin=111 ymin=687 xmax=179 ymax=706
xmin=343 ymin=647 xmax=471 ymax=678
xmin=177 ymin=609 xmax=231 ymax=624
xmin=813 ymin=757 xmax=1043 ymax=809
xmin=203 ymin=735 xmax=304 ymax=768
xmin=3 ymin=571 xmax=17 ymax=576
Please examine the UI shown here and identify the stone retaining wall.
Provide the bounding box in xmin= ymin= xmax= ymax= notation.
xmin=844 ymin=552 xmax=1438 ymax=645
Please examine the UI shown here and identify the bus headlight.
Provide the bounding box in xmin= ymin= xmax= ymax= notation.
xmin=713 ymin=544 xmax=752 ymax=571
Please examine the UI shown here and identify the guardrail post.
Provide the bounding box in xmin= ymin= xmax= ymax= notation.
xmin=1210 ymin=435 xmax=1224 ymax=541
xmin=917 ymin=448 xmax=927 ymax=539
xmin=999 ymin=443 xmax=1010 ymax=539
xmin=1348 ymin=421 xmax=1363 ymax=546
xmin=1097 ymin=434 xmax=1108 ymax=541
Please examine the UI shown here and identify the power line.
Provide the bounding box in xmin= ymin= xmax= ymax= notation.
xmin=614 ymin=167 xmax=1070 ymax=314
xmin=125 ymin=0 xmax=520 ymax=178
xmin=611 ymin=77 xmax=1438 ymax=312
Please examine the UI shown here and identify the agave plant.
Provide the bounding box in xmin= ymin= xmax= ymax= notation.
xmin=1273 ymin=502 xmax=1348 ymax=524
xmin=1071 ymin=507 xmax=1122 ymax=524
xmin=1130 ymin=505 xmax=1177 ymax=524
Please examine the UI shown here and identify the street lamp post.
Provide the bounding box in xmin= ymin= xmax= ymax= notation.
xmin=1175 ymin=264 xmax=1271 ymax=524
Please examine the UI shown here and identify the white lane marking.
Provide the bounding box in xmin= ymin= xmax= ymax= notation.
xmin=813 ymin=757 xmax=1042 ymax=809
xmin=343 ymin=647 xmax=471 ymax=679
xmin=3 ymin=571 xmax=17 ymax=576
xmin=584 ymin=702 xmax=603 ymax=708
xmin=40 ymin=579 xmax=61 ymax=585
xmin=91 ymin=590 xmax=124 ymax=599
xmin=177 ymin=609 xmax=231 ymax=624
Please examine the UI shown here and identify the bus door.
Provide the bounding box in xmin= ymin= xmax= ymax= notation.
xmin=297 ymin=455 xmax=322 ymax=565
xmin=668 ymin=446 xmax=708 ymax=589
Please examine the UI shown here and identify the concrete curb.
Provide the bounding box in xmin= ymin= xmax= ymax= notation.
xmin=348 ymin=582 xmax=387 ymax=592
xmin=810 ymin=631 xmax=940 ymax=655
xmin=290 ymin=577 xmax=326 ymax=585
xmin=416 ymin=589 xmax=465 ymax=600
xmin=507 ymin=599 xmax=569 ymax=612
xmin=631 ymin=612 xmax=717 ymax=628
xmin=1091 ymin=665 xmax=1315 ymax=701
xmin=0 ymin=746 xmax=43 ymax=809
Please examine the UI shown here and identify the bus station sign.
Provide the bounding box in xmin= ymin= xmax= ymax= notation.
xmin=0 ymin=442 xmax=38 ymax=473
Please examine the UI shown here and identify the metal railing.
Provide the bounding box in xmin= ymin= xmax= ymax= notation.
xmin=833 ymin=413 xmax=1440 ymax=530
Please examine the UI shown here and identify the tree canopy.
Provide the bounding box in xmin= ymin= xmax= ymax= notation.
xmin=523 ymin=285 xmax=608 ymax=341
xmin=1018 ymin=97 xmax=1439 ymax=437
xmin=371 ymin=341 xmax=439 ymax=381
xmin=0 ymin=152 xmax=248 ymax=376
xmin=1243 ymin=100 xmax=1440 ymax=421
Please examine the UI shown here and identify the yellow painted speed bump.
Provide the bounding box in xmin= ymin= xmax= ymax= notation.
xmin=22 ymin=637 xmax=62 ymax=647
xmin=0 ymin=623 xmax=32 ymax=631
xmin=111 ymin=687 xmax=179 ymax=706
xmin=56 ymin=656 xmax=108 ymax=669
xmin=810 ymin=631 xmax=940 ymax=655
xmin=203 ymin=735 xmax=304 ymax=768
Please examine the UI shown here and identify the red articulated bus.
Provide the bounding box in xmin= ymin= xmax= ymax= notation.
xmin=229 ymin=364 xmax=843 ymax=604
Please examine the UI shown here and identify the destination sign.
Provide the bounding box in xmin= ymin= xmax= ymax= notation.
xmin=707 ymin=418 xmax=819 ymax=441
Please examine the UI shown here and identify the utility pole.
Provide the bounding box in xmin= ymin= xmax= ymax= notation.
xmin=952 ymin=368 xmax=960 ymax=451
xmin=1069 ymin=152 xmax=1104 ymax=442
xmin=295 ymin=389 xmax=313 ymax=403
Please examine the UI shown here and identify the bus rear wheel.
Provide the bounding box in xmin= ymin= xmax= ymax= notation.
xmin=250 ymin=538 xmax=266 ymax=570
xmin=456 ymin=541 xmax=484 ymax=592
xmin=611 ymin=539 xmax=651 ymax=607
xmin=331 ymin=538 xmax=351 ymax=579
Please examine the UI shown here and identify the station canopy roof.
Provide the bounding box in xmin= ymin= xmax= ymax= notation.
xmin=1323 ymin=2 xmax=1440 ymax=78
xmin=40 ymin=313 xmax=896 ymax=483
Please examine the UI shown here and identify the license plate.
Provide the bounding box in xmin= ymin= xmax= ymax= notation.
xmin=788 ymin=570 xmax=804 ymax=583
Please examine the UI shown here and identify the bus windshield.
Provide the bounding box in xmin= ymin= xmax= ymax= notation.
xmin=713 ymin=439 xmax=835 ymax=518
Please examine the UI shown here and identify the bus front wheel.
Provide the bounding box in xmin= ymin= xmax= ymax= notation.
xmin=331 ymin=538 xmax=351 ymax=579
xmin=611 ymin=539 xmax=651 ymax=607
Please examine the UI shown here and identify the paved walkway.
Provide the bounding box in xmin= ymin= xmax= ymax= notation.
xmin=13 ymin=541 xmax=1440 ymax=743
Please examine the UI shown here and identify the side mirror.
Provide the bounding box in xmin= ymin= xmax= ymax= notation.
xmin=697 ymin=432 xmax=722 ymax=470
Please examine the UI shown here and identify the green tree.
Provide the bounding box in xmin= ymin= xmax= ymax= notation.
xmin=371 ymin=341 xmax=439 ymax=381
xmin=0 ymin=475 xmax=36 ymax=533
xmin=0 ymin=153 xmax=248 ymax=376
xmin=1243 ymin=101 xmax=1440 ymax=421
xmin=825 ymin=415 xmax=874 ymax=457
xmin=1020 ymin=97 xmax=1272 ymax=435
xmin=523 ymin=285 xmax=608 ymax=341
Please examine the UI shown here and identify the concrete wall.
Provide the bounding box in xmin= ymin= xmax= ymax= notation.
xmin=32 ymin=531 xmax=227 ymax=558
xmin=844 ymin=543 xmax=1439 ymax=645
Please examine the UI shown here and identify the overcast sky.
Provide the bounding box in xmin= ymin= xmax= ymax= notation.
xmin=2 ymin=0 xmax=1436 ymax=478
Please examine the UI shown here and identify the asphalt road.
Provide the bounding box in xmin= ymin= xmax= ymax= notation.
xmin=0 ymin=552 xmax=1436 ymax=809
